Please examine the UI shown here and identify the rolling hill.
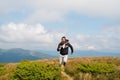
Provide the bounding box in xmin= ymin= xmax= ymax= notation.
xmin=0 ymin=48 xmax=54 ymax=63
xmin=0 ymin=48 xmax=120 ymax=63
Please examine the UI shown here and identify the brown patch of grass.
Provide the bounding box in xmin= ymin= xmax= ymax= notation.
xmin=0 ymin=63 xmax=18 ymax=80
xmin=0 ymin=57 xmax=120 ymax=80
xmin=65 ymin=57 xmax=120 ymax=80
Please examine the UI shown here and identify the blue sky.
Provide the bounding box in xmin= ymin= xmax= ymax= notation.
xmin=44 ymin=13 xmax=109 ymax=35
xmin=0 ymin=11 xmax=117 ymax=35
xmin=0 ymin=0 xmax=120 ymax=52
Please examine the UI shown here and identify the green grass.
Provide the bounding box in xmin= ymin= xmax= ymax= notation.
xmin=65 ymin=57 xmax=120 ymax=80
xmin=0 ymin=63 xmax=6 ymax=76
xmin=77 ymin=63 xmax=116 ymax=74
xmin=10 ymin=60 xmax=60 ymax=80
xmin=0 ymin=63 xmax=5 ymax=67
xmin=0 ymin=57 xmax=120 ymax=80
xmin=0 ymin=67 xmax=6 ymax=76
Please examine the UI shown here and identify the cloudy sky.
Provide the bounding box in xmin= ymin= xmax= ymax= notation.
xmin=0 ymin=0 xmax=120 ymax=52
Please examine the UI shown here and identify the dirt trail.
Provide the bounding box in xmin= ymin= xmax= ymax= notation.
xmin=60 ymin=65 xmax=73 ymax=80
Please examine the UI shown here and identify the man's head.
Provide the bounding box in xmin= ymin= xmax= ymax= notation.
xmin=61 ymin=36 xmax=66 ymax=43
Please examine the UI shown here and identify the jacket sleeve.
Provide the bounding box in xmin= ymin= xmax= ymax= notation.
xmin=68 ymin=43 xmax=74 ymax=53
xmin=57 ymin=43 xmax=61 ymax=51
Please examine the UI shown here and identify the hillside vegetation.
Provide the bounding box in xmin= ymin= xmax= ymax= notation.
xmin=0 ymin=57 xmax=120 ymax=80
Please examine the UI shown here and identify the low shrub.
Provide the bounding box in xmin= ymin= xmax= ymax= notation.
xmin=10 ymin=61 xmax=60 ymax=80
xmin=0 ymin=64 xmax=6 ymax=76
xmin=0 ymin=67 xmax=6 ymax=76
xmin=0 ymin=63 xmax=5 ymax=67
xmin=77 ymin=63 xmax=116 ymax=74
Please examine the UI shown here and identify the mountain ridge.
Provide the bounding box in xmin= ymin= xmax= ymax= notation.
xmin=0 ymin=48 xmax=54 ymax=63
xmin=0 ymin=48 xmax=120 ymax=63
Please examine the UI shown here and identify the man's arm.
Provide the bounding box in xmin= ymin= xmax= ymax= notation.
xmin=57 ymin=43 xmax=61 ymax=51
xmin=68 ymin=43 xmax=74 ymax=54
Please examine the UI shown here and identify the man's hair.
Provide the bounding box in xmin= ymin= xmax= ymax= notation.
xmin=61 ymin=36 xmax=66 ymax=39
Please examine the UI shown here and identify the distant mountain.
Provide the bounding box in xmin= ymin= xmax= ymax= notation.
xmin=72 ymin=50 xmax=120 ymax=57
xmin=0 ymin=48 xmax=119 ymax=63
xmin=39 ymin=50 xmax=120 ymax=58
xmin=0 ymin=48 xmax=54 ymax=63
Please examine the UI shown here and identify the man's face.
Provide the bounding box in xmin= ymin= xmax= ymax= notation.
xmin=61 ymin=38 xmax=66 ymax=43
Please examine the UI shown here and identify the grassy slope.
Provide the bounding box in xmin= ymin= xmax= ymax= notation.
xmin=65 ymin=57 xmax=120 ymax=80
xmin=0 ymin=57 xmax=120 ymax=80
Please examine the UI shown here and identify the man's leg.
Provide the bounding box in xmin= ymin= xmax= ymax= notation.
xmin=59 ymin=54 xmax=63 ymax=67
xmin=63 ymin=55 xmax=68 ymax=66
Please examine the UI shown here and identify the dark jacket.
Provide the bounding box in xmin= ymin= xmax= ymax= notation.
xmin=57 ymin=42 xmax=74 ymax=55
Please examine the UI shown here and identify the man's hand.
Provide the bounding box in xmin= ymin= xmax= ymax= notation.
xmin=59 ymin=46 xmax=62 ymax=50
xmin=59 ymin=48 xmax=61 ymax=50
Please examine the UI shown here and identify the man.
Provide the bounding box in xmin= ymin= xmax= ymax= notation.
xmin=57 ymin=36 xmax=74 ymax=67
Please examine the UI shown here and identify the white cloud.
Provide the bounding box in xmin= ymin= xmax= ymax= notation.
xmin=0 ymin=0 xmax=120 ymax=22
xmin=25 ymin=0 xmax=120 ymax=23
xmin=72 ymin=24 xmax=120 ymax=51
xmin=0 ymin=23 xmax=65 ymax=50
xmin=0 ymin=22 xmax=120 ymax=51
xmin=0 ymin=23 xmax=47 ymax=42
xmin=0 ymin=0 xmax=120 ymax=51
